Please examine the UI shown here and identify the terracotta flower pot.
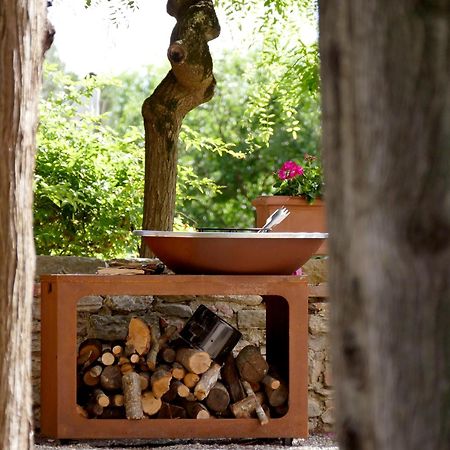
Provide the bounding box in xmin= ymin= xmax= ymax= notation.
xmin=252 ymin=195 xmax=327 ymax=254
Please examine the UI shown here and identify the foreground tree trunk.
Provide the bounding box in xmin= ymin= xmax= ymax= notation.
xmin=140 ymin=0 xmax=220 ymax=256
xmin=319 ymin=1 xmax=449 ymax=449
xmin=0 ymin=1 xmax=51 ymax=448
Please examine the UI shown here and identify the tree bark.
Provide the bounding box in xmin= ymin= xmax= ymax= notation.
xmin=140 ymin=0 xmax=220 ymax=256
xmin=0 ymin=1 xmax=51 ymax=448
xmin=319 ymin=1 xmax=450 ymax=449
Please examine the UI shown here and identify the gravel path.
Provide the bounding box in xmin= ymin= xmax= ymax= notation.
xmin=35 ymin=435 xmax=338 ymax=450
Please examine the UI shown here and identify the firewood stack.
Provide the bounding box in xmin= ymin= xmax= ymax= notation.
xmin=76 ymin=315 xmax=288 ymax=424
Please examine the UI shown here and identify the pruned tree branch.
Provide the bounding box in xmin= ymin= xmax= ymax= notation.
xmin=140 ymin=0 xmax=220 ymax=255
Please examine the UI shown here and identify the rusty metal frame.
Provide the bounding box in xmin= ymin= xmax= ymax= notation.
xmin=40 ymin=274 xmax=308 ymax=439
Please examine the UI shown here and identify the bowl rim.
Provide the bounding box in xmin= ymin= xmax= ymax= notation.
xmin=133 ymin=230 xmax=328 ymax=239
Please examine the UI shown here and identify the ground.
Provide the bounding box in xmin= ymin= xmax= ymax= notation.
xmin=35 ymin=435 xmax=338 ymax=450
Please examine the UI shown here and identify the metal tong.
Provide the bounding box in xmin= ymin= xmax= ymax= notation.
xmin=257 ymin=206 xmax=290 ymax=232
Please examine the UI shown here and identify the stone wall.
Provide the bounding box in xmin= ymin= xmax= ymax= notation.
xmin=32 ymin=256 xmax=332 ymax=433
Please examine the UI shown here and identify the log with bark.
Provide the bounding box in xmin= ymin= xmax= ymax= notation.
xmin=176 ymin=348 xmax=211 ymax=374
xmin=205 ymin=381 xmax=230 ymax=413
xmin=77 ymin=339 xmax=102 ymax=369
xmin=221 ymin=352 xmax=245 ymax=403
xmin=194 ymin=362 xmax=221 ymax=400
xmin=235 ymin=345 xmax=269 ymax=383
xmin=122 ymin=372 xmax=144 ymax=419
xmin=76 ymin=316 xmax=289 ymax=421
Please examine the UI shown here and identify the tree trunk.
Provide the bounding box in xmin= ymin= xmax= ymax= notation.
xmin=319 ymin=1 xmax=450 ymax=449
xmin=0 ymin=1 xmax=51 ymax=448
xmin=140 ymin=0 xmax=220 ymax=256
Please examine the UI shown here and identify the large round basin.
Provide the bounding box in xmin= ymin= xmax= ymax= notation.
xmin=134 ymin=230 xmax=328 ymax=275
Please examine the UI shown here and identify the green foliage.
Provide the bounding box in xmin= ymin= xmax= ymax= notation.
xmin=35 ymin=65 xmax=144 ymax=258
xmin=40 ymin=0 xmax=322 ymax=251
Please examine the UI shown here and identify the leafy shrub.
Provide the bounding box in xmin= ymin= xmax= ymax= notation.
xmin=35 ymin=66 xmax=144 ymax=258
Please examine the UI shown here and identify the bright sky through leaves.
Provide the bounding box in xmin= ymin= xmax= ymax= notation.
xmin=48 ymin=0 xmax=317 ymax=76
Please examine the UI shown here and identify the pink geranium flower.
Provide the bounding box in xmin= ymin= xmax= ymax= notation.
xmin=272 ymin=155 xmax=324 ymax=203
xmin=278 ymin=160 xmax=304 ymax=180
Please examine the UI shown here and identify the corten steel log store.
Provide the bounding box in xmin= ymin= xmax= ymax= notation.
xmin=40 ymin=274 xmax=309 ymax=439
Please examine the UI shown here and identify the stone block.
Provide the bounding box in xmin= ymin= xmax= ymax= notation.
xmin=324 ymin=360 xmax=333 ymax=387
xmin=309 ymin=334 xmax=328 ymax=352
xmin=87 ymin=314 xmax=132 ymax=341
xmin=153 ymin=295 xmax=194 ymax=303
xmin=33 ymin=296 xmax=41 ymax=320
xmin=321 ymin=407 xmax=335 ymax=425
xmin=302 ymin=257 xmax=328 ymax=284
xmin=308 ymin=417 xmax=319 ymax=433
xmin=308 ymin=397 xmax=322 ymax=417
xmin=35 ymin=255 xmax=106 ymax=278
xmin=195 ymin=295 xmax=263 ymax=308
xmin=240 ymin=328 xmax=266 ymax=347
xmin=309 ymin=314 xmax=329 ymax=334
xmin=77 ymin=295 xmax=104 ymax=312
xmin=237 ymin=309 xmax=266 ymax=329
xmin=154 ymin=302 xmax=193 ymax=319
xmin=104 ymin=295 xmax=153 ymax=313
xmin=308 ymin=350 xmax=324 ymax=386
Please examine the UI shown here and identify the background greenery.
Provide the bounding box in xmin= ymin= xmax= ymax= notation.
xmin=35 ymin=0 xmax=320 ymax=257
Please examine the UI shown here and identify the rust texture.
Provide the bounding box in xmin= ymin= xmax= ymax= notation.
xmin=40 ymin=274 xmax=308 ymax=439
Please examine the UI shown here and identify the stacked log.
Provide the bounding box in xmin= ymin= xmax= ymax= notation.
xmin=77 ymin=317 xmax=288 ymax=424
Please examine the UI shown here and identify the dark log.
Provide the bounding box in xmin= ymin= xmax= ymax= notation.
xmin=100 ymin=365 xmax=123 ymax=391
xmin=182 ymin=400 xmax=211 ymax=419
xmin=221 ymin=353 xmax=245 ymax=403
xmin=161 ymin=347 xmax=176 ymax=363
xmin=85 ymin=400 xmax=104 ymax=417
xmin=77 ymin=339 xmax=102 ymax=368
xmin=162 ymin=379 xmax=190 ymax=402
xmin=76 ymin=404 xmax=88 ymax=418
xmin=272 ymin=403 xmax=289 ymax=418
xmin=98 ymin=406 xmax=126 ymax=419
xmin=205 ymin=381 xmax=230 ymax=413
xmin=157 ymin=402 xmax=187 ymax=419
xmin=262 ymin=375 xmax=281 ymax=390
xmin=236 ymin=345 xmax=269 ymax=383
xmin=265 ymin=381 xmax=288 ymax=407
xmin=82 ymin=371 xmax=100 ymax=387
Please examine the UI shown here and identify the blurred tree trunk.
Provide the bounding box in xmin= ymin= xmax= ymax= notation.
xmin=140 ymin=0 xmax=220 ymax=256
xmin=0 ymin=1 xmax=52 ymax=448
xmin=319 ymin=1 xmax=449 ymax=449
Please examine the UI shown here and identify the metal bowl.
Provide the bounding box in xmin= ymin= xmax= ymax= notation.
xmin=134 ymin=230 xmax=328 ymax=275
